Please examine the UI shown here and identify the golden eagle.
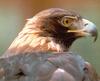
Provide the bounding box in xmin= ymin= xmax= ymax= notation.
xmin=2 ymin=8 xmax=99 ymax=81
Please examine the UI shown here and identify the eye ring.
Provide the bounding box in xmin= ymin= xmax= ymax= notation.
xmin=60 ymin=16 xmax=76 ymax=27
xmin=63 ymin=18 xmax=71 ymax=25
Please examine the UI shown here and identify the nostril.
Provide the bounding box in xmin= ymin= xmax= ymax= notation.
xmin=84 ymin=23 xmax=88 ymax=26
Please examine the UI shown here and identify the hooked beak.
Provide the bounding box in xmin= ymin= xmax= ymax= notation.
xmin=68 ymin=19 xmax=98 ymax=42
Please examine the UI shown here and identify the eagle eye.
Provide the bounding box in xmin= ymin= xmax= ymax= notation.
xmin=61 ymin=16 xmax=77 ymax=27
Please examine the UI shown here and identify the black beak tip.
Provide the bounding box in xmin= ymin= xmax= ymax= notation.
xmin=93 ymin=31 xmax=98 ymax=42
xmin=92 ymin=27 xmax=98 ymax=42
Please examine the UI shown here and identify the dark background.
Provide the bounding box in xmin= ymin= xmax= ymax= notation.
xmin=0 ymin=0 xmax=100 ymax=74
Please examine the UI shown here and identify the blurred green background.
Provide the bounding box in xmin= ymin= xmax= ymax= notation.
xmin=0 ymin=0 xmax=100 ymax=74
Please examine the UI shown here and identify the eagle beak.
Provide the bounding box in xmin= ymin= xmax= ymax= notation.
xmin=81 ymin=19 xmax=98 ymax=41
xmin=68 ymin=19 xmax=98 ymax=42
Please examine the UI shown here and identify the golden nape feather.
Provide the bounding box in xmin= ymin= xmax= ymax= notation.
xmin=5 ymin=18 xmax=64 ymax=55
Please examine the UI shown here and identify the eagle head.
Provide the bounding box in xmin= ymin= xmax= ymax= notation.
xmin=5 ymin=8 xmax=98 ymax=54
